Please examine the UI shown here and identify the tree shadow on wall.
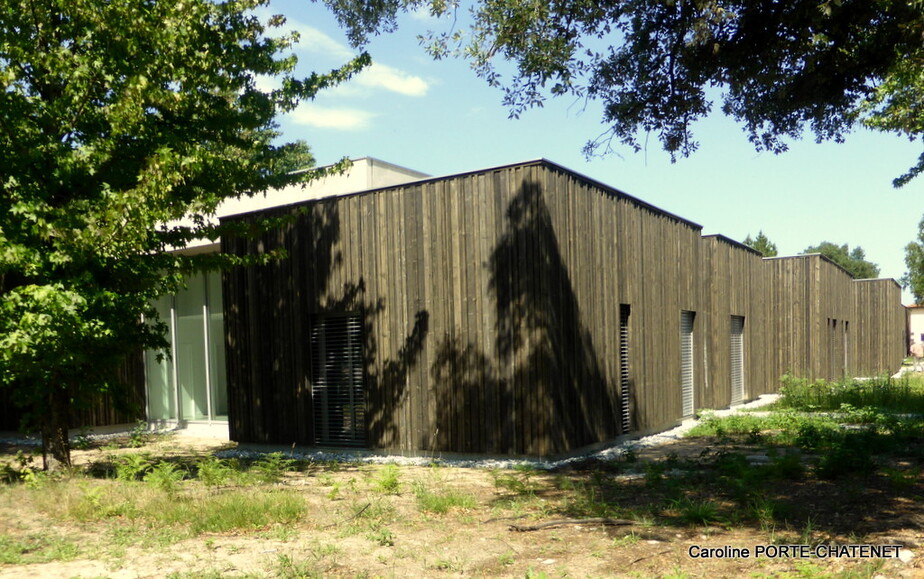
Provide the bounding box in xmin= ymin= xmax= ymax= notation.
xmin=225 ymin=201 xmax=428 ymax=447
xmin=292 ymin=198 xmax=430 ymax=448
xmin=318 ymin=279 xmax=429 ymax=449
xmin=431 ymin=180 xmax=624 ymax=456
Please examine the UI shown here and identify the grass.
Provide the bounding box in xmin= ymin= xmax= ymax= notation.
xmin=688 ymin=374 xmax=924 ymax=482
xmin=274 ymin=546 xmax=342 ymax=579
xmin=412 ymin=480 xmax=476 ymax=514
xmin=0 ymin=532 xmax=80 ymax=564
xmin=180 ymin=490 xmax=306 ymax=533
xmin=670 ymin=498 xmax=723 ymax=526
xmin=16 ymin=464 xmax=307 ymax=534
xmin=0 ymin=374 xmax=919 ymax=577
xmin=776 ymin=373 xmax=924 ymax=414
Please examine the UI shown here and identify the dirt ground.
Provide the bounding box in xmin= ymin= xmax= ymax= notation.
xmin=0 ymin=433 xmax=922 ymax=579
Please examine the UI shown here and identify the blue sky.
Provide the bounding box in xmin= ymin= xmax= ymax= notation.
xmin=267 ymin=1 xmax=924 ymax=303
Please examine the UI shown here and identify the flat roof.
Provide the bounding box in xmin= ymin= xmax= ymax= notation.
xmin=225 ymin=158 xmax=704 ymax=231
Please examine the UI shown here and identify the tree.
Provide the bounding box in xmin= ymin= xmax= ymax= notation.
xmin=0 ymin=0 xmax=367 ymax=469
xmin=903 ymin=217 xmax=924 ymax=304
xmin=743 ymin=231 xmax=778 ymax=257
xmin=802 ymin=242 xmax=880 ymax=279
xmin=320 ymin=0 xmax=924 ymax=186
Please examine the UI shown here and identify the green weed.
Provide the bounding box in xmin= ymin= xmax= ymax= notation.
xmin=274 ymin=543 xmax=341 ymax=578
xmin=612 ymin=532 xmax=641 ymax=547
xmin=882 ymin=466 xmax=920 ymax=489
xmin=768 ymin=450 xmax=806 ymax=480
xmin=779 ymin=374 xmax=924 ymax=414
xmin=412 ymin=481 xmax=476 ymax=514
xmin=72 ymin=426 xmax=93 ymax=450
xmin=179 ymin=491 xmax=306 ymax=533
xmin=144 ymin=461 xmax=186 ymax=494
xmin=374 ymin=464 xmax=401 ymax=494
xmin=195 ymin=456 xmax=235 ymax=488
xmin=492 ymin=465 xmax=540 ymax=496
xmin=129 ymin=420 xmax=150 ymax=448
xmin=368 ymin=527 xmax=395 ymax=546
xmin=815 ymin=434 xmax=879 ymax=479
xmin=0 ymin=533 xmax=80 ymax=564
xmin=670 ymin=498 xmax=723 ymax=526
xmin=114 ymin=453 xmax=153 ymax=481
xmin=251 ymin=452 xmax=296 ymax=484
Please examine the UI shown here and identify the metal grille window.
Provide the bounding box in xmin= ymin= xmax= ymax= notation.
xmin=310 ymin=313 xmax=366 ymax=447
xmin=619 ymin=304 xmax=631 ymax=433
xmin=843 ymin=321 xmax=849 ymax=374
xmin=828 ymin=318 xmax=840 ymax=379
xmin=730 ymin=316 xmax=745 ymax=406
xmin=680 ymin=311 xmax=695 ymax=418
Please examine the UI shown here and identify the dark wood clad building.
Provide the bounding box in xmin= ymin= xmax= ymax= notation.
xmin=219 ymin=160 xmax=907 ymax=458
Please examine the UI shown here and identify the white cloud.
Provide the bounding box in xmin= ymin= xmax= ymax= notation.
xmin=409 ymin=4 xmax=449 ymax=22
xmin=252 ymin=74 xmax=280 ymax=94
xmin=355 ymin=63 xmax=430 ymax=97
xmin=255 ymin=8 xmax=355 ymax=60
xmin=288 ymin=104 xmax=376 ymax=130
xmin=290 ymin=23 xmax=355 ymax=60
xmin=255 ymin=12 xmax=430 ymax=98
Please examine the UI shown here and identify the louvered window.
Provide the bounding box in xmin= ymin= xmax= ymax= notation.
xmin=310 ymin=313 xmax=366 ymax=447
xmin=619 ymin=304 xmax=631 ymax=433
xmin=843 ymin=321 xmax=849 ymax=374
xmin=730 ymin=316 xmax=745 ymax=406
xmin=680 ymin=311 xmax=695 ymax=418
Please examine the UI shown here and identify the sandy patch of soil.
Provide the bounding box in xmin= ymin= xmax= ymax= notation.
xmin=0 ymin=433 xmax=921 ymax=578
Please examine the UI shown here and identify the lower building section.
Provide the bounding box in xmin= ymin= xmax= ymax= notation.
xmin=6 ymin=160 xmax=903 ymax=458
xmin=215 ymin=161 xmax=906 ymax=457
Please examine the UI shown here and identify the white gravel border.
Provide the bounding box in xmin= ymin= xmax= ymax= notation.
xmin=0 ymin=394 xmax=779 ymax=471
xmin=216 ymin=394 xmax=780 ymax=470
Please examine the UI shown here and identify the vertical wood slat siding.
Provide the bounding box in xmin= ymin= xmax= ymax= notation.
xmin=7 ymin=164 xmax=905 ymax=445
xmin=700 ymin=236 xmax=772 ymax=410
xmin=6 ymin=159 xmax=903 ymax=452
xmin=0 ymin=352 xmax=146 ymax=432
xmin=217 ymin=160 xmax=905 ymax=458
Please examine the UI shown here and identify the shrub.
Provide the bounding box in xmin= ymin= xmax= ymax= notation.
xmin=815 ymin=434 xmax=878 ymax=479
xmin=780 ymin=374 xmax=924 ymax=414
xmin=251 ymin=452 xmax=296 ymax=484
xmin=144 ymin=462 xmax=186 ymax=494
xmin=196 ymin=457 xmax=235 ymax=489
xmin=671 ymin=498 xmax=722 ymax=526
xmin=115 ymin=453 xmax=153 ymax=481
xmin=374 ymin=464 xmax=401 ymax=494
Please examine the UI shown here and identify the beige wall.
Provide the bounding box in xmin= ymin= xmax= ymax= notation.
xmin=177 ymin=157 xmax=428 ymax=251
xmin=909 ymin=307 xmax=924 ymax=347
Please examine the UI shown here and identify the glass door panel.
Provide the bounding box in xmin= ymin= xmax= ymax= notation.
xmin=175 ymin=274 xmax=209 ymax=420
xmin=145 ymin=295 xmax=176 ymax=420
xmin=207 ymin=271 xmax=228 ymax=419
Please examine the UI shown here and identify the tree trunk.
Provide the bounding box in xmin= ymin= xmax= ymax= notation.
xmin=41 ymin=387 xmax=71 ymax=471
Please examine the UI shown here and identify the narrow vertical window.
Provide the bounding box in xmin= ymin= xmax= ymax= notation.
xmin=310 ymin=313 xmax=366 ymax=447
xmin=680 ymin=311 xmax=695 ymax=418
xmin=843 ymin=321 xmax=849 ymax=375
xmin=730 ymin=316 xmax=745 ymax=406
xmin=619 ymin=304 xmax=631 ymax=433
